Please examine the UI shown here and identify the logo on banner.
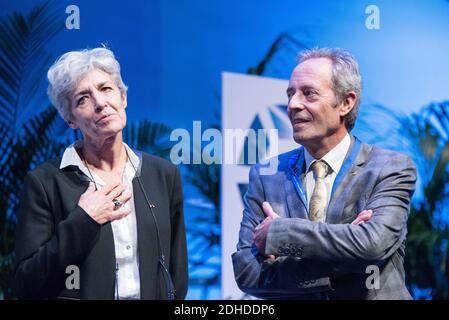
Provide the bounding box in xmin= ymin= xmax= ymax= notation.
xmin=238 ymin=103 xmax=291 ymax=197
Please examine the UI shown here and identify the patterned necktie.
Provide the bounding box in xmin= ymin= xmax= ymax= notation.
xmin=309 ymin=160 xmax=329 ymax=222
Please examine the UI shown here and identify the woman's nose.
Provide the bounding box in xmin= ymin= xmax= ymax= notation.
xmin=92 ymin=93 xmax=107 ymax=112
xmin=95 ymin=103 xmax=106 ymax=112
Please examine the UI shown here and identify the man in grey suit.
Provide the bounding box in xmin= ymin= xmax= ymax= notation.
xmin=232 ymin=48 xmax=416 ymax=299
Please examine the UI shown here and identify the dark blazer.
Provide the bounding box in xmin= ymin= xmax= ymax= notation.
xmin=13 ymin=151 xmax=188 ymax=300
xmin=232 ymin=136 xmax=416 ymax=299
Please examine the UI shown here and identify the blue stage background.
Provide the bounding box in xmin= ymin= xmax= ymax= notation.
xmin=1 ymin=0 xmax=449 ymax=299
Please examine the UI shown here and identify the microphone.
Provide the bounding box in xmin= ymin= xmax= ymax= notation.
xmin=128 ymin=153 xmax=176 ymax=300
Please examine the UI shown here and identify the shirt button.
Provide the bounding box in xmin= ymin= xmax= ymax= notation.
xmin=126 ymin=245 xmax=131 ymax=250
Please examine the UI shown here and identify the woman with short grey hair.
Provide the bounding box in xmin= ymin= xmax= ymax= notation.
xmin=13 ymin=47 xmax=188 ymax=300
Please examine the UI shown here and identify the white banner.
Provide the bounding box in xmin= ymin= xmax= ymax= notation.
xmin=221 ymin=72 xmax=298 ymax=299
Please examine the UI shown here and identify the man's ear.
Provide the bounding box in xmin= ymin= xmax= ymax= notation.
xmin=339 ymin=92 xmax=357 ymax=117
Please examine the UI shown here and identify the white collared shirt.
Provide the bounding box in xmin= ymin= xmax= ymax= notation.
xmin=60 ymin=141 xmax=141 ymax=300
xmin=304 ymin=133 xmax=351 ymax=209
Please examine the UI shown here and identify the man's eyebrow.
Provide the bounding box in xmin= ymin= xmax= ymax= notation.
xmin=286 ymin=84 xmax=318 ymax=94
xmin=300 ymin=83 xmax=316 ymax=89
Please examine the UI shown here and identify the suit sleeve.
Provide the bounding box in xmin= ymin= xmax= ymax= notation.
xmin=169 ymin=167 xmax=188 ymax=300
xmin=13 ymin=171 xmax=101 ymax=299
xmin=265 ymin=154 xmax=417 ymax=269
xmin=232 ymin=165 xmax=333 ymax=299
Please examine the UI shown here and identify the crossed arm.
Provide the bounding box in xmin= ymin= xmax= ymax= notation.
xmin=232 ymin=155 xmax=416 ymax=299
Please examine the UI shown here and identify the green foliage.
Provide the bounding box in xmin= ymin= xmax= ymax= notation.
xmin=247 ymin=32 xmax=307 ymax=77
xmin=0 ymin=106 xmax=68 ymax=299
xmin=0 ymin=0 xmax=65 ymax=299
xmin=400 ymin=102 xmax=449 ymax=299
xmin=0 ymin=0 xmax=63 ymax=133
xmin=123 ymin=120 xmax=173 ymax=159
xmin=359 ymin=101 xmax=449 ymax=299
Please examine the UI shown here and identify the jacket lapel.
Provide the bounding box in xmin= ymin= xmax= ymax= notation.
xmin=60 ymin=163 xmax=116 ymax=299
xmin=326 ymin=137 xmax=371 ymax=224
xmin=284 ymin=148 xmax=308 ymax=219
xmin=283 ymin=137 xmax=372 ymax=224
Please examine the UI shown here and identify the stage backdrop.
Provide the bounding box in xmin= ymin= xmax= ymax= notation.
xmin=221 ymin=72 xmax=298 ymax=299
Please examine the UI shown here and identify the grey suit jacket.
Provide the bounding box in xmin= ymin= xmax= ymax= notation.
xmin=232 ymin=136 xmax=416 ymax=300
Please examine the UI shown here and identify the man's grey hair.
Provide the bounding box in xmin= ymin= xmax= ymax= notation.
xmin=47 ymin=47 xmax=128 ymax=122
xmin=298 ymin=47 xmax=362 ymax=131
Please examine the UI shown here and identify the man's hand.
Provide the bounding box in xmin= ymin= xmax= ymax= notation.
xmin=254 ymin=202 xmax=280 ymax=256
xmin=351 ymin=209 xmax=373 ymax=225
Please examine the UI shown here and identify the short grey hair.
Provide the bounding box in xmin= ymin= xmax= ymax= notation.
xmin=298 ymin=48 xmax=362 ymax=131
xmin=47 ymin=47 xmax=128 ymax=122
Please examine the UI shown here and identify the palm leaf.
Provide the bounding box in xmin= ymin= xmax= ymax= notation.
xmin=0 ymin=0 xmax=64 ymax=133
xmin=396 ymin=102 xmax=449 ymax=298
xmin=1 ymin=106 xmax=61 ymax=250
xmin=247 ymin=32 xmax=308 ymax=76
xmin=122 ymin=120 xmax=173 ymax=158
xmin=0 ymin=106 xmax=66 ymax=299
xmin=356 ymin=100 xmax=449 ymax=299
